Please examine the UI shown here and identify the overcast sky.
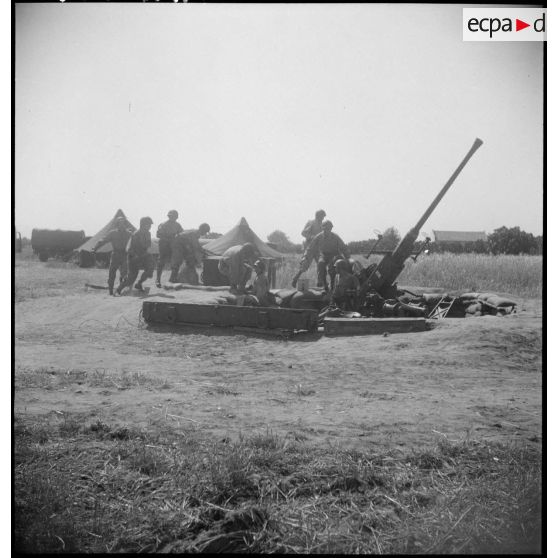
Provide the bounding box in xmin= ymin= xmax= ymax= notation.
xmin=15 ymin=3 xmax=543 ymax=241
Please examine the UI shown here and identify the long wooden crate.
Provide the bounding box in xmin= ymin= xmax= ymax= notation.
xmin=324 ymin=317 xmax=426 ymax=336
xmin=143 ymin=301 xmax=318 ymax=332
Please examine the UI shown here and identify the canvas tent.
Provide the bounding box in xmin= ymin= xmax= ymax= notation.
xmin=200 ymin=217 xmax=283 ymax=287
xmin=77 ymin=209 xmax=160 ymax=267
xmin=203 ymin=217 xmax=283 ymax=259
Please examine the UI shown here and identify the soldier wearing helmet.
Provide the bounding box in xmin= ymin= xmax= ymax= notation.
xmin=115 ymin=216 xmax=154 ymax=294
xmin=331 ymin=258 xmax=360 ymax=310
xmin=155 ymin=210 xmax=183 ymax=287
xmin=301 ymin=209 xmax=327 ymax=253
xmin=169 ymin=223 xmax=211 ymax=284
xmin=249 ymin=259 xmax=276 ymax=306
xmin=218 ymin=242 xmax=260 ymax=294
xmin=296 ymin=220 xmax=350 ymax=291
xmin=92 ymin=215 xmax=133 ymax=295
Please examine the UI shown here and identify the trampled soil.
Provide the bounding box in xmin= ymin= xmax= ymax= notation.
xmin=14 ymin=282 xmax=542 ymax=451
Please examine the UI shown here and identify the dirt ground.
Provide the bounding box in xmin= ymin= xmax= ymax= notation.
xmin=14 ymin=281 xmax=542 ymax=452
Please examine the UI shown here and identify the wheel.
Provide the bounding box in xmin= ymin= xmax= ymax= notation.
xmin=38 ymin=251 xmax=48 ymax=262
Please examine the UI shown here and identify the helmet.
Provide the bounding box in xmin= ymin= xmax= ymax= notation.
xmin=140 ymin=216 xmax=153 ymax=227
xmin=322 ymin=220 xmax=333 ymax=230
xmin=199 ymin=222 xmax=210 ymax=235
xmin=167 ymin=210 xmax=179 ymax=219
xmin=334 ymin=258 xmax=350 ymax=272
xmin=316 ymin=209 xmax=326 ymax=219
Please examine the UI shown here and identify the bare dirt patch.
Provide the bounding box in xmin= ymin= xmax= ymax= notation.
xmin=15 ymin=278 xmax=542 ymax=451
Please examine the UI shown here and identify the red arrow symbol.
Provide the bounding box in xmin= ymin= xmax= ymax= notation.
xmin=516 ymin=19 xmax=530 ymax=31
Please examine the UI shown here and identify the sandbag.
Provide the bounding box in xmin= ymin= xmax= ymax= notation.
xmin=459 ymin=292 xmax=480 ymax=301
xmin=477 ymin=293 xmax=497 ymax=302
xmin=289 ymin=290 xmax=328 ymax=310
xmin=484 ymin=295 xmax=517 ymax=308
xmin=465 ymin=302 xmax=483 ymax=314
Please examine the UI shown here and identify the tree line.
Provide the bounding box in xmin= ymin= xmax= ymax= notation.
xmin=266 ymin=226 xmax=543 ymax=256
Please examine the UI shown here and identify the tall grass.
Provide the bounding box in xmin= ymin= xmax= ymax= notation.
xmin=396 ymin=253 xmax=542 ymax=298
xmin=274 ymin=253 xmax=542 ymax=298
xmin=14 ymin=415 xmax=541 ymax=554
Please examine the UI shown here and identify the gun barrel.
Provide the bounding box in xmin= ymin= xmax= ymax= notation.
xmin=414 ymin=138 xmax=483 ymax=233
xmin=364 ymin=138 xmax=483 ymax=297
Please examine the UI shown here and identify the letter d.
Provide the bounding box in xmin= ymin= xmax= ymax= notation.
xmin=534 ymin=13 xmax=545 ymax=32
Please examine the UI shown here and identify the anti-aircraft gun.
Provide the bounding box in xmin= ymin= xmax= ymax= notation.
xmin=356 ymin=138 xmax=484 ymax=314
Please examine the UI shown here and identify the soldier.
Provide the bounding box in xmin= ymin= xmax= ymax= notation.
xmin=91 ymin=216 xmax=133 ymax=295
xmin=169 ymin=223 xmax=211 ymax=284
xmin=301 ymin=209 xmax=326 ymax=252
xmin=331 ymin=258 xmax=360 ymax=310
xmin=218 ymin=242 xmax=259 ymax=294
xmin=250 ymin=259 xmax=276 ymax=306
xmin=155 ymin=210 xmax=183 ymax=287
xmin=296 ymin=220 xmax=350 ymax=291
xmin=115 ymin=216 xmax=154 ymax=295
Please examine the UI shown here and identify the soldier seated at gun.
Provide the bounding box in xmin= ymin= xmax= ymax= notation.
xmin=331 ymin=258 xmax=360 ymax=311
xmin=292 ymin=220 xmax=350 ymax=292
xmin=248 ymin=259 xmax=276 ymax=307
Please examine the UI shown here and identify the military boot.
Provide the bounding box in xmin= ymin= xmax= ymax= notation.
xmin=134 ymin=282 xmax=144 ymax=292
xmin=109 ymin=287 xmax=114 ymax=296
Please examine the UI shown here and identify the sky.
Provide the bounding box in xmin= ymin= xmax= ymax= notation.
xmin=15 ymin=3 xmax=544 ymax=241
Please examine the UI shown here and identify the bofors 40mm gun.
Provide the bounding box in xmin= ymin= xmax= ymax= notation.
xmin=353 ymin=138 xmax=484 ymax=318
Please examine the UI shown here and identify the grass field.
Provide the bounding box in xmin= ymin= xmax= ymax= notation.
xmin=275 ymin=253 xmax=542 ymax=298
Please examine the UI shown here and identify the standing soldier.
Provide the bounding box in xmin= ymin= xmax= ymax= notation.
xmin=169 ymin=223 xmax=211 ymax=284
xmin=293 ymin=220 xmax=350 ymax=291
xmin=155 ymin=210 xmax=183 ymax=287
xmin=91 ymin=216 xmax=133 ymax=295
xmin=115 ymin=216 xmax=154 ymax=295
xmin=301 ymin=209 xmax=326 ymax=252
xmin=218 ymin=242 xmax=259 ymax=294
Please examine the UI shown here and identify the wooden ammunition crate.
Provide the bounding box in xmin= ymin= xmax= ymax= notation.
xmin=143 ymin=301 xmax=318 ymax=332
